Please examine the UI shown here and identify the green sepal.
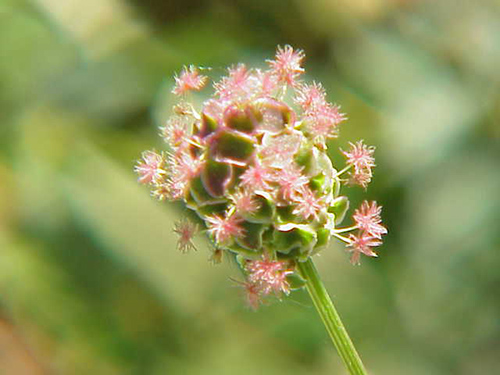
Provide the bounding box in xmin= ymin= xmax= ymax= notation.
xmin=294 ymin=144 xmax=314 ymax=174
xmin=312 ymin=227 xmax=331 ymax=255
xmin=328 ymin=196 xmax=349 ymax=225
xmin=273 ymin=224 xmax=317 ymax=256
xmin=236 ymin=221 xmax=267 ymax=251
xmin=275 ymin=205 xmax=296 ymax=225
xmin=235 ymin=254 xmax=249 ymax=270
xmin=190 ymin=176 xmax=225 ymax=206
xmin=225 ymin=106 xmax=256 ymax=133
xmin=199 ymin=112 xmax=218 ymax=138
xmin=241 ymin=192 xmax=274 ymax=224
xmin=224 ymin=166 xmax=245 ymax=192
xmin=286 ymin=272 xmax=306 ymax=290
xmin=184 ymin=189 xmax=198 ymax=210
xmin=309 ymin=173 xmax=326 ymax=193
xmin=202 ymin=159 xmax=232 ymax=197
xmin=212 ymin=131 xmax=255 ymax=165
xmin=229 ymin=243 xmax=262 ymax=259
xmin=196 ymin=202 xmax=228 ymax=218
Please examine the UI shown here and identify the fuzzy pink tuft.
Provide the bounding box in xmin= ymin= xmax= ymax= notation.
xmin=295 ymin=82 xmax=326 ymax=110
xmin=230 ymin=189 xmax=261 ymax=215
xmin=274 ymin=163 xmax=309 ymax=202
xmin=341 ymin=140 xmax=376 ymax=188
xmin=165 ymin=150 xmax=203 ymax=200
xmin=347 ymin=232 xmax=382 ymax=265
xmin=135 ymin=150 xmax=166 ymax=185
xmin=304 ymin=103 xmax=346 ymax=142
xmin=342 ymin=140 xmax=375 ymax=173
xmin=161 ymin=117 xmax=190 ymax=149
xmin=267 ymin=45 xmax=305 ymax=86
xmin=214 ymin=64 xmax=252 ymax=102
xmin=292 ymin=187 xmax=325 ymax=220
xmin=173 ymin=219 xmax=198 ymax=253
xmin=239 ymin=159 xmax=273 ymax=191
xmin=353 ymin=201 xmax=387 ymax=239
xmin=206 ymin=213 xmax=245 ymax=244
xmin=246 ymin=259 xmax=292 ymax=296
xmin=172 ymin=66 xmax=208 ymax=96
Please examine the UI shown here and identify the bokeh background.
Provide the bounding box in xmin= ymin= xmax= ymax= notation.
xmin=1 ymin=0 xmax=500 ymax=374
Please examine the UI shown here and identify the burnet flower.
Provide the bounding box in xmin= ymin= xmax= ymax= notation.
xmin=135 ymin=45 xmax=387 ymax=309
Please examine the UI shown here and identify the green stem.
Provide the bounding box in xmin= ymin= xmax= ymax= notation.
xmin=297 ymin=258 xmax=368 ymax=375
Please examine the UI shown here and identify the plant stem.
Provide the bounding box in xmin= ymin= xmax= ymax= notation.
xmin=297 ymin=258 xmax=367 ymax=375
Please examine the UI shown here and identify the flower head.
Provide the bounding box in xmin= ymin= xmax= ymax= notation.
xmin=136 ymin=45 xmax=387 ymax=308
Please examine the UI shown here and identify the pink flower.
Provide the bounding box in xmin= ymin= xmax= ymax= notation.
xmin=295 ymin=82 xmax=347 ymax=142
xmin=267 ymin=45 xmax=305 ymax=86
xmin=230 ymin=189 xmax=261 ymax=215
xmin=160 ymin=116 xmax=190 ymax=149
xmin=274 ymin=164 xmax=309 ymax=202
xmin=346 ymin=232 xmax=382 ymax=265
xmin=239 ymin=159 xmax=273 ymax=191
xmin=214 ymin=64 xmax=252 ymax=102
xmin=303 ymin=103 xmax=346 ymax=142
xmin=341 ymin=140 xmax=376 ymax=188
xmin=353 ymin=201 xmax=387 ymax=239
xmin=349 ymin=170 xmax=373 ymax=189
xmin=341 ymin=140 xmax=375 ymax=174
xmin=295 ymin=81 xmax=327 ymax=111
xmin=135 ymin=150 xmax=166 ymax=184
xmin=292 ymin=187 xmax=325 ymax=220
xmin=246 ymin=259 xmax=292 ymax=296
xmin=172 ymin=66 xmax=208 ymax=96
xmin=165 ymin=150 xmax=203 ymax=200
xmin=173 ymin=219 xmax=198 ymax=253
xmin=206 ymin=213 xmax=245 ymax=244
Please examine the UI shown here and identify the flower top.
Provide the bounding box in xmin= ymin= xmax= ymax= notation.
xmin=136 ymin=45 xmax=387 ymax=307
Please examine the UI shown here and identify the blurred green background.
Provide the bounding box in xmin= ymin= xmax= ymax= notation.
xmin=1 ymin=0 xmax=500 ymax=374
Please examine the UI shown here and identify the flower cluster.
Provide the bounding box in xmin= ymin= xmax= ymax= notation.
xmin=136 ymin=46 xmax=387 ymax=309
